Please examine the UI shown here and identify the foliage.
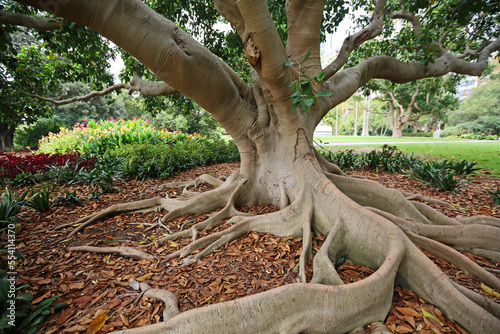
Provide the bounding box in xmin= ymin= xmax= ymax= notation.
xmin=449 ymin=76 xmax=500 ymax=134
xmin=51 ymin=190 xmax=86 ymax=207
xmin=109 ymin=138 xmax=240 ymax=180
xmin=24 ymin=187 xmax=51 ymax=213
xmin=13 ymin=118 xmax=64 ymax=150
xmin=38 ymin=117 xmax=208 ymax=156
xmin=0 ymin=5 xmax=116 ymax=130
xmin=0 ymin=151 xmax=95 ymax=179
xmin=410 ymin=163 xmax=469 ymax=193
xmin=486 ymin=186 xmax=500 ymax=205
xmin=10 ymin=171 xmax=36 ymax=188
xmin=285 ymin=50 xmax=333 ymax=114
xmin=0 ymin=270 xmax=67 ymax=334
xmin=51 ymin=82 xmax=123 ymax=128
xmin=320 ymin=145 xmax=477 ymax=192
xmin=445 ymin=116 xmax=500 ymax=137
xmin=0 ymin=188 xmax=27 ymax=224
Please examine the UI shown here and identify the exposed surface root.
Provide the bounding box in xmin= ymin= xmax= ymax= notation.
xmin=67 ymin=130 xmax=499 ymax=333
xmin=157 ymin=173 xmax=226 ymax=190
xmin=311 ymin=218 xmax=345 ymax=286
xmin=68 ymin=246 xmax=155 ymax=260
xmin=111 ymin=224 xmax=405 ymax=334
xmin=135 ymin=282 xmax=180 ymax=321
xmin=69 ymin=198 xmax=167 ymax=237
xmin=154 ymin=177 xmax=251 ymax=244
xmin=457 ymin=215 xmax=500 ymax=228
xmin=399 ymin=189 xmax=452 ymax=206
xmin=67 ymin=175 xmax=245 ymax=238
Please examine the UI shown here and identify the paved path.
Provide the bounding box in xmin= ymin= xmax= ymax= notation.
xmin=314 ymin=139 xmax=498 ymax=147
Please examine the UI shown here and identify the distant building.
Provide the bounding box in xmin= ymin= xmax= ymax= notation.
xmin=314 ymin=121 xmax=333 ymax=136
xmin=457 ymin=76 xmax=480 ymax=101
xmin=320 ymin=33 xmax=341 ymax=67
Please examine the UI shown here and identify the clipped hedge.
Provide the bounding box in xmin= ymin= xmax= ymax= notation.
xmin=108 ymin=138 xmax=240 ymax=179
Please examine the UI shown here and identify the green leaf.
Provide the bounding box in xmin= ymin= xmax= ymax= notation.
xmin=315 ymin=91 xmax=333 ymax=97
xmin=292 ymin=95 xmax=302 ymax=104
xmin=53 ymin=302 xmax=69 ymax=311
xmin=0 ymin=249 xmax=24 ymax=260
xmin=302 ymin=83 xmax=312 ymax=96
xmin=289 ymin=103 xmax=300 ymax=114
xmin=300 ymin=101 xmax=311 ymax=113
xmin=302 ymin=48 xmax=312 ymax=62
xmin=17 ymin=293 xmax=33 ymax=301
xmin=421 ymin=307 xmax=444 ymax=326
xmin=315 ymin=71 xmax=326 ymax=81
xmin=284 ymin=61 xmax=294 ymax=67
xmin=304 ymin=98 xmax=315 ymax=107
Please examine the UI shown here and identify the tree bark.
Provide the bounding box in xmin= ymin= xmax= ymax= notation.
xmin=0 ymin=122 xmax=15 ymax=151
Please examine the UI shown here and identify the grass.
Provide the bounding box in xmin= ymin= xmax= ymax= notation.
xmin=313 ymin=135 xmax=465 ymax=143
xmin=322 ymin=141 xmax=500 ymax=177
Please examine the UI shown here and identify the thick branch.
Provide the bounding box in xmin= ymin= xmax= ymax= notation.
xmin=214 ymin=0 xmax=245 ymax=39
xmin=286 ymin=0 xmax=326 ymax=77
xmin=322 ymin=0 xmax=387 ymax=81
xmin=0 ymin=10 xmax=62 ymax=31
xmin=18 ymin=73 xmax=177 ymax=105
xmin=387 ymin=11 xmax=422 ymax=36
xmin=237 ymin=0 xmax=293 ymax=114
xmin=17 ymin=0 xmax=255 ymax=140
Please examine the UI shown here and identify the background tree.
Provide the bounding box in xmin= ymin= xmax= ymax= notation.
xmin=2 ymin=0 xmax=500 ymax=333
xmin=51 ymin=81 xmax=122 ymax=127
xmin=377 ymin=77 xmax=460 ymax=137
xmin=0 ymin=1 xmax=116 ymax=150
xmin=446 ymin=73 xmax=500 ymax=136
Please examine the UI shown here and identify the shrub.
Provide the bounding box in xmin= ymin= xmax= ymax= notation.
xmin=402 ymin=132 xmax=432 ymax=137
xmin=410 ymin=162 xmax=469 ymax=192
xmin=0 ymin=152 xmax=95 ymax=179
xmin=24 ymin=187 xmax=51 ymax=213
xmin=51 ymin=190 xmax=86 ymax=207
xmin=319 ymin=149 xmax=361 ymax=171
xmin=320 ymin=147 xmax=474 ymax=192
xmin=0 ymin=188 xmax=28 ymax=226
xmin=38 ymin=117 xmax=209 ymax=156
xmin=109 ymin=138 xmax=239 ymax=180
xmin=13 ymin=119 xmax=64 ymax=150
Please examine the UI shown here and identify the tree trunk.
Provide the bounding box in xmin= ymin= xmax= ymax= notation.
xmin=361 ymin=94 xmax=371 ymax=136
xmin=0 ymin=122 xmax=15 ymax=151
xmin=392 ymin=125 xmax=403 ymax=138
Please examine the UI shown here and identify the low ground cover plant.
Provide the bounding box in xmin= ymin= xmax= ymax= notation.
xmin=0 ymin=187 xmax=67 ymax=333
xmin=38 ymin=117 xmax=209 ymax=155
xmin=320 ymin=145 xmax=478 ymax=192
xmin=0 ymin=152 xmax=95 ymax=179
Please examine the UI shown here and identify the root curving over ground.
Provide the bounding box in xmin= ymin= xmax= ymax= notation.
xmin=66 ymin=130 xmax=500 ymax=334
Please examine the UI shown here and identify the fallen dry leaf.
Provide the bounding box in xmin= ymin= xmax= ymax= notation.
xmin=87 ymin=312 xmax=109 ymax=334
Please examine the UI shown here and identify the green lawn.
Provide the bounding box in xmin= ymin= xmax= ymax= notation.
xmin=313 ymin=135 xmax=465 ymax=143
xmin=322 ymin=141 xmax=500 ymax=177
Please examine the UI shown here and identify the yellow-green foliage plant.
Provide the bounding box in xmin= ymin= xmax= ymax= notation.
xmin=38 ymin=117 xmax=207 ymax=155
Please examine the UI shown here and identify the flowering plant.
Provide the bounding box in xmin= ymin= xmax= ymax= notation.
xmin=38 ymin=117 xmax=208 ymax=155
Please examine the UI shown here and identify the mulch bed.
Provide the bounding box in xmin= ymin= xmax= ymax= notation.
xmin=4 ymin=162 xmax=500 ymax=333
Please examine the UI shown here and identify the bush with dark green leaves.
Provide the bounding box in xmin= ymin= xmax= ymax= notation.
xmin=320 ymin=146 xmax=477 ymax=192
xmin=109 ymin=138 xmax=240 ymax=180
xmin=13 ymin=119 xmax=64 ymax=150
